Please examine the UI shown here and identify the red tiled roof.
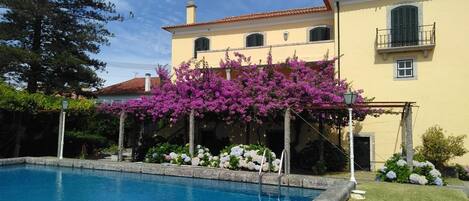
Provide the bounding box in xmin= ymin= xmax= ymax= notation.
xmin=98 ymin=77 xmax=160 ymax=95
xmin=162 ymin=3 xmax=331 ymax=31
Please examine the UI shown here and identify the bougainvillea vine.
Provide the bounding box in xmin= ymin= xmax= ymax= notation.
xmin=99 ymin=52 xmax=374 ymax=126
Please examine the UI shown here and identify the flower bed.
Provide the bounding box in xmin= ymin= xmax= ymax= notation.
xmin=377 ymin=154 xmax=444 ymax=186
xmin=219 ymin=144 xmax=280 ymax=172
xmin=145 ymin=143 xmax=280 ymax=172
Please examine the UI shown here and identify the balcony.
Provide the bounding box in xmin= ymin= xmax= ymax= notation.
xmin=197 ymin=40 xmax=335 ymax=67
xmin=376 ymin=23 xmax=435 ymax=59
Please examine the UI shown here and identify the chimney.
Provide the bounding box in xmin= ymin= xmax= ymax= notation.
xmin=144 ymin=73 xmax=151 ymax=92
xmin=186 ymin=0 xmax=196 ymax=24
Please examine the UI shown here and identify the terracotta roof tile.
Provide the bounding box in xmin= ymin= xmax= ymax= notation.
xmin=98 ymin=77 xmax=160 ymax=95
xmin=162 ymin=5 xmax=330 ymax=31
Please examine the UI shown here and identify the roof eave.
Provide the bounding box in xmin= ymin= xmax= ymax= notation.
xmin=162 ymin=5 xmax=331 ymax=32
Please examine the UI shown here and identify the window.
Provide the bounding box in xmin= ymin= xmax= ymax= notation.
xmin=194 ymin=37 xmax=210 ymax=58
xmin=396 ymin=59 xmax=414 ymax=78
xmin=309 ymin=27 xmax=330 ymax=42
xmin=246 ymin=33 xmax=264 ymax=47
xmin=391 ymin=5 xmax=419 ymax=47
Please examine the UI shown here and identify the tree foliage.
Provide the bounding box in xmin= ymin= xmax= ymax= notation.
xmin=0 ymin=0 xmax=123 ymax=94
xmin=416 ymin=125 xmax=468 ymax=169
xmin=0 ymin=81 xmax=94 ymax=112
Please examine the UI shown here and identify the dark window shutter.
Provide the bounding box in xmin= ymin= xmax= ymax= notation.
xmin=246 ymin=33 xmax=264 ymax=47
xmin=194 ymin=37 xmax=210 ymax=58
xmin=391 ymin=5 xmax=418 ymax=47
xmin=309 ymin=27 xmax=330 ymax=42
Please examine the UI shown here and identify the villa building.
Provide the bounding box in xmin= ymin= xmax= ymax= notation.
xmin=162 ymin=0 xmax=469 ymax=169
xmin=97 ymin=73 xmax=159 ymax=103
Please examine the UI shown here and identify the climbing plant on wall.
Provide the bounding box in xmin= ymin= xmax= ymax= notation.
xmin=99 ymin=52 xmax=376 ymax=126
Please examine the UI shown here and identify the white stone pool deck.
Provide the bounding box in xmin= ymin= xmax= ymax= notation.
xmin=0 ymin=157 xmax=355 ymax=201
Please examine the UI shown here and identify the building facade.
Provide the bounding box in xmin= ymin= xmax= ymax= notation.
xmin=97 ymin=73 xmax=159 ymax=103
xmin=163 ymin=0 xmax=469 ymax=168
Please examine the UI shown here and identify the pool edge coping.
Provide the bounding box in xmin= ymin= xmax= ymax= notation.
xmin=0 ymin=157 xmax=354 ymax=201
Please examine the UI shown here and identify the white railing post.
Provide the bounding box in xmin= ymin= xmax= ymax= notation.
xmin=57 ymin=110 xmax=66 ymax=159
xmin=348 ymin=108 xmax=356 ymax=184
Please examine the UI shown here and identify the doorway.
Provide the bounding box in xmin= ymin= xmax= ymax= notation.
xmin=354 ymin=136 xmax=371 ymax=171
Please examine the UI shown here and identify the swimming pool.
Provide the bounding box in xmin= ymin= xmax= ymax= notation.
xmin=0 ymin=165 xmax=322 ymax=201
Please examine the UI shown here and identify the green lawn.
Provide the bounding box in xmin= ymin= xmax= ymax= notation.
xmin=324 ymin=171 xmax=468 ymax=201
xmin=446 ymin=177 xmax=465 ymax=186
xmin=350 ymin=181 xmax=469 ymax=201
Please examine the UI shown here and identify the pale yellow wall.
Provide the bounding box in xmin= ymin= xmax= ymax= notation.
xmin=167 ymin=0 xmax=469 ymax=168
xmin=186 ymin=6 xmax=196 ymax=24
xmin=337 ymin=0 xmax=469 ymax=167
xmin=198 ymin=41 xmax=334 ymax=67
xmin=170 ymin=18 xmax=334 ymax=67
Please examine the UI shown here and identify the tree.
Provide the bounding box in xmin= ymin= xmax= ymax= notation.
xmin=417 ymin=125 xmax=467 ymax=169
xmin=0 ymin=81 xmax=95 ymax=157
xmin=0 ymin=0 xmax=123 ymax=94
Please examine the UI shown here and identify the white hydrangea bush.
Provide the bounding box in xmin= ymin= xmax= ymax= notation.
xmin=219 ymin=144 xmax=281 ymax=172
xmin=168 ymin=152 xmax=192 ymax=165
xmin=191 ymin=145 xmax=219 ymax=168
xmin=377 ymin=154 xmax=445 ymax=186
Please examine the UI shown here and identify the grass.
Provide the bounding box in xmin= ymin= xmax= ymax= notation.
xmin=325 ymin=171 xmax=376 ymax=181
xmin=446 ymin=177 xmax=465 ymax=186
xmin=324 ymin=171 xmax=468 ymax=201
xmin=350 ymin=181 xmax=469 ymax=201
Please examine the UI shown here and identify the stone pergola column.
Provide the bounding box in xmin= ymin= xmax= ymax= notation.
xmin=405 ymin=105 xmax=414 ymax=170
xmin=284 ymin=108 xmax=291 ymax=174
xmin=118 ymin=111 xmax=126 ymax=162
xmin=189 ymin=110 xmax=195 ymax=156
xmin=400 ymin=111 xmax=406 ymax=153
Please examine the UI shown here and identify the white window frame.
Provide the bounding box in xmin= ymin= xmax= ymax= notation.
xmin=394 ymin=58 xmax=417 ymax=80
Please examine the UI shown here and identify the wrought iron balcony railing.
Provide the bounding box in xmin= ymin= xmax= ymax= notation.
xmin=376 ymin=23 xmax=436 ymax=55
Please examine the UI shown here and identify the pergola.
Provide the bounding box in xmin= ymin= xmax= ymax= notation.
xmin=278 ymin=101 xmax=417 ymax=174
xmin=116 ymin=101 xmax=417 ymax=174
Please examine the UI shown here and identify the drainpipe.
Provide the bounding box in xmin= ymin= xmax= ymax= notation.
xmin=336 ymin=0 xmax=341 ymax=81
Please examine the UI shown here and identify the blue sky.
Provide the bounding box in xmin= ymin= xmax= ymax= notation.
xmin=96 ymin=0 xmax=325 ymax=86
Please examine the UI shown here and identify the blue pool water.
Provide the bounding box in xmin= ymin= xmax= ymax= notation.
xmin=0 ymin=165 xmax=321 ymax=201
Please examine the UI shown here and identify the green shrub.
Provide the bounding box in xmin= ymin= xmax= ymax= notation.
xmin=100 ymin=144 xmax=118 ymax=155
xmin=377 ymin=153 xmax=444 ymax=186
xmin=312 ymin=160 xmax=327 ymax=175
xmin=416 ymin=125 xmax=467 ymax=169
xmin=297 ymin=140 xmax=347 ymax=173
xmin=455 ymin=164 xmax=469 ymax=181
xmin=64 ymin=131 xmax=108 ymax=158
xmin=378 ymin=154 xmax=412 ymax=183
xmin=145 ymin=143 xmax=182 ymax=163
